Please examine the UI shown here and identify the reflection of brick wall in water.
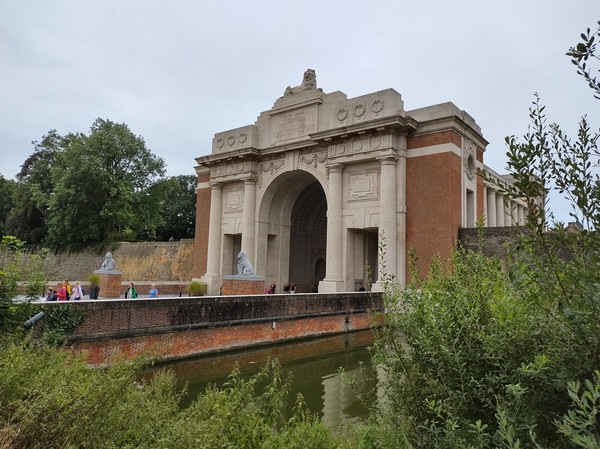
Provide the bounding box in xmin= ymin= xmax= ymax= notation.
xmin=38 ymin=240 xmax=195 ymax=282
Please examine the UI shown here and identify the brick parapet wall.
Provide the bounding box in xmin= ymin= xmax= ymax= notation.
xmin=50 ymin=292 xmax=380 ymax=340
xmin=37 ymin=292 xmax=382 ymax=364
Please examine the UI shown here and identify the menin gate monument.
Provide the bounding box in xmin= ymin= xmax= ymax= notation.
xmin=193 ymin=70 xmax=526 ymax=295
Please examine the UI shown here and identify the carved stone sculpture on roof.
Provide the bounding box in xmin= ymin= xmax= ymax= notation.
xmin=283 ymin=69 xmax=323 ymax=96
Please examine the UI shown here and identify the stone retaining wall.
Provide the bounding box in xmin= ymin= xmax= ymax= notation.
xmin=37 ymin=240 xmax=195 ymax=283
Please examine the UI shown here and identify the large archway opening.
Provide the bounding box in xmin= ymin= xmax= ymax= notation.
xmin=289 ymin=181 xmax=327 ymax=292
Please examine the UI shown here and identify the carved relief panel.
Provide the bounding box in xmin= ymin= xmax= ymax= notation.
xmin=258 ymin=159 xmax=285 ymax=189
xmin=347 ymin=169 xmax=379 ymax=202
xmin=223 ymin=183 xmax=244 ymax=213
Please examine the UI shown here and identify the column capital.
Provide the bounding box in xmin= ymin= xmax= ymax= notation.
xmin=208 ymin=181 xmax=223 ymax=189
xmin=377 ymin=155 xmax=399 ymax=166
xmin=326 ymin=163 xmax=344 ymax=173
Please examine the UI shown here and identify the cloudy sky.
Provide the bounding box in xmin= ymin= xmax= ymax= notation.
xmin=1 ymin=0 xmax=599 ymax=222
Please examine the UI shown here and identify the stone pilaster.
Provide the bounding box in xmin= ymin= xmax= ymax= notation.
xmin=373 ymin=156 xmax=397 ymax=291
xmin=202 ymin=183 xmax=223 ymax=295
xmin=241 ymin=178 xmax=257 ymax=267
xmin=319 ymin=163 xmax=345 ymax=292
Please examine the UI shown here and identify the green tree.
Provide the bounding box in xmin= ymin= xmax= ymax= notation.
xmin=46 ymin=118 xmax=167 ymax=246
xmin=155 ymin=174 xmax=197 ymax=241
xmin=567 ymin=20 xmax=600 ymax=99
xmin=6 ymin=130 xmax=62 ymax=243
xmin=0 ymin=175 xmax=15 ymax=237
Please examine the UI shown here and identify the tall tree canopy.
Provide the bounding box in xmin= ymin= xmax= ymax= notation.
xmin=0 ymin=175 xmax=15 ymax=237
xmin=155 ymin=174 xmax=197 ymax=241
xmin=45 ymin=118 xmax=167 ymax=246
xmin=6 ymin=130 xmax=62 ymax=243
xmin=6 ymin=119 xmax=170 ymax=246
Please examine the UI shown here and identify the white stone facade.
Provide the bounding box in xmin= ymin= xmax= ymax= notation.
xmin=194 ymin=71 xmax=528 ymax=295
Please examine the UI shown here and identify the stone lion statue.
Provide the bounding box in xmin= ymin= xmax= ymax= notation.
xmin=100 ymin=252 xmax=115 ymax=271
xmin=237 ymin=251 xmax=254 ymax=275
xmin=283 ymin=69 xmax=321 ymax=96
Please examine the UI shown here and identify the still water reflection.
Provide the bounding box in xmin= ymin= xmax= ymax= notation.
xmin=142 ymin=330 xmax=376 ymax=428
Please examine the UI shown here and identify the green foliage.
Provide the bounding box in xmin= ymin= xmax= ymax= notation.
xmin=0 ymin=236 xmax=48 ymax=337
xmin=368 ymin=21 xmax=600 ymax=448
xmin=5 ymin=130 xmax=62 ymax=243
xmin=46 ymin=118 xmax=167 ymax=247
xmin=567 ymin=20 xmax=600 ymax=99
xmin=5 ymin=120 xmax=170 ymax=248
xmin=0 ymin=175 xmax=15 ymax=237
xmin=370 ymin=246 xmax=571 ymax=448
xmin=0 ymin=345 xmax=355 ymax=449
xmin=42 ymin=304 xmax=87 ymax=346
xmin=87 ymin=273 xmax=100 ymax=287
xmin=155 ymin=174 xmax=197 ymax=241
xmin=188 ymin=280 xmax=205 ymax=296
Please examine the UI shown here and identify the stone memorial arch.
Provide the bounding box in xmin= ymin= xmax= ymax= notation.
xmin=193 ymin=70 xmax=527 ymax=295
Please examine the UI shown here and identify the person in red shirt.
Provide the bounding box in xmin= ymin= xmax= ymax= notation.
xmin=56 ymin=282 xmax=67 ymax=301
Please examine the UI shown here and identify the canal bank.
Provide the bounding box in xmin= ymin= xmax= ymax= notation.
xmin=35 ymin=292 xmax=382 ymax=365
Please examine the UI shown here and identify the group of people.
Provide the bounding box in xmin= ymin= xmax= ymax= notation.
xmin=266 ymin=281 xmax=297 ymax=294
xmin=45 ymin=281 xmax=159 ymax=300
xmin=282 ymin=282 xmax=296 ymax=294
xmin=46 ymin=279 xmax=85 ymax=301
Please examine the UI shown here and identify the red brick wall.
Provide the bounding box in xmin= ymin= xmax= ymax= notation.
xmin=193 ymin=173 xmax=211 ymax=278
xmin=38 ymin=293 xmax=381 ymax=365
xmin=222 ymin=278 xmax=266 ymax=295
xmin=71 ymin=312 xmax=378 ymax=365
xmin=406 ymin=151 xmax=462 ymax=279
xmin=407 ymin=130 xmax=462 ymax=150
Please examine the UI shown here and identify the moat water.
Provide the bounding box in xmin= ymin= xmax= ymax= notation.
xmin=141 ymin=329 xmax=377 ymax=428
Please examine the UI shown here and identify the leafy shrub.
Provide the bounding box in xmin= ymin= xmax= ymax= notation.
xmin=0 ymin=342 xmax=356 ymax=449
xmin=188 ymin=280 xmax=205 ymax=296
xmin=0 ymin=235 xmax=48 ymax=337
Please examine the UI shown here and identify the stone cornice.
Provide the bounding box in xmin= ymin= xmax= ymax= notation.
xmin=309 ymin=115 xmax=418 ymax=143
xmin=196 ymin=148 xmax=260 ymax=167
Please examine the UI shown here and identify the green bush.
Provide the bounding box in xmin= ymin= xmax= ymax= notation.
xmin=0 ymin=235 xmax=48 ymax=338
xmin=0 ymin=341 xmax=356 ymax=449
xmin=188 ymin=280 xmax=205 ymax=296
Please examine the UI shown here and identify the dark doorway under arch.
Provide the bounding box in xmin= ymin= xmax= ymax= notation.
xmin=288 ymin=181 xmax=327 ymax=293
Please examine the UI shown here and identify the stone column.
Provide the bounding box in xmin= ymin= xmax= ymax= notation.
xmin=496 ymin=193 xmax=505 ymax=227
xmin=375 ymin=156 xmax=397 ymax=287
xmin=505 ymin=199 xmax=513 ymax=226
xmin=205 ymin=183 xmax=223 ymax=277
xmin=241 ymin=178 xmax=256 ymax=266
xmin=518 ymin=204 xmax=525 ymax=225
xmin=319 ymin=164 xmax=345 ymax=292
xmin=396 ymin=139 xmax=407 ymax=287
xmin=486 ymin=187 xmax=497 ymax=227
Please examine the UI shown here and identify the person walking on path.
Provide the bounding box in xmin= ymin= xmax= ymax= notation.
xmin=72 ymin=282 xmax=84 ymax=300
xmin=56 ymin=283 xmax=67 ymax=301
xmin=126 ymin=283 xmax=138 ymax=299
xmin=149 ymin=284 xmax=159 ymax=298
xmin=63 ymin=280 xmax=72 ymax=300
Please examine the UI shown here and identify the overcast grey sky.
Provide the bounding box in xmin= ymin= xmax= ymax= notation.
xmin=1 ymin=0 xmax=599 ymax=222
